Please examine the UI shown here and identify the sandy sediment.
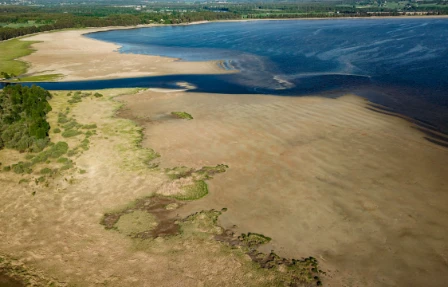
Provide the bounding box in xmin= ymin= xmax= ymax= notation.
xmin=118 ymin=89 xmax=448 ymax=286
xmin=20 ymin=28 xmax=233 ymax=81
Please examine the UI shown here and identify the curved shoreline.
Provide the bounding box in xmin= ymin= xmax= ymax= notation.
xmin=17 ymin=27 xmax=235 ymax=82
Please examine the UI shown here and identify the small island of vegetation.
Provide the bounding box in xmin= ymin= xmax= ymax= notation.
xmin=171 ymin=111 xmax=193 ymax=120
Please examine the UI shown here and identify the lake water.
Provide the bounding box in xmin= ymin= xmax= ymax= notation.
xmin=12 ymin=19 xmax=448 ymax=133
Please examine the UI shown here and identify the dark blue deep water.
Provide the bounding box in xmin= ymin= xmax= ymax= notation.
xmin=10 ymin=19 xmax=448 ymax=132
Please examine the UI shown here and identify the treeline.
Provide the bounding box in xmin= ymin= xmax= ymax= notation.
xmin=0 ymin=85 xmax=52 ymax=152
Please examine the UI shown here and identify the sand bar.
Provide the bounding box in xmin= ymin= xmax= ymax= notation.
xmin=20 ymin=28 xmax=233 ymax=81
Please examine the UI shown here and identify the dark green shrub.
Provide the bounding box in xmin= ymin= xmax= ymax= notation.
xmin=67 ymin=149 xmax=78 ymax=157
xmin=60 ymin=162 xmax=73 ymax=171
xmin=53 ymin=128 xmax=61 ymax=133
xmin=93 ymin=93 xmax=103 ymax=98
xmin=49 ymin=142 xmax=69 ymax=158
xmin=57 ymin=157 xmax=71 ymax=164
xmin=62 ymin=130 xmax=82 ymax=138
xmin=12 ymin=161 xmax=32 ymax=174
xmin=30 ymin=138 xmax=49 ymax=153
xmin=82 ymin=124 xmax=97 ymax=129
xmin=63 ymin=120 xmax=81 ymax=130
xmin=40 ymin=167 xmax=52 ymax=174
xmin=58 ymin=113 xmax=69 ymax=124
xmin=68 ymin=95 xmax=82 ymax=104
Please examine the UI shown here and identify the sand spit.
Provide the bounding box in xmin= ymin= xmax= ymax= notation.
xmin=19 ymin=29 xmax=233 ymax=81
xmin=119 ymin=89 xmax=448 ymax=286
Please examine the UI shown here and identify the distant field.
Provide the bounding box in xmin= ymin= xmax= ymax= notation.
xmin=0 ymin=38 xmax=39 ymax=76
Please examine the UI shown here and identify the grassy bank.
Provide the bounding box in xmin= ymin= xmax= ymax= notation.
xmin=0 ymin=38 xmax=38 ymax=76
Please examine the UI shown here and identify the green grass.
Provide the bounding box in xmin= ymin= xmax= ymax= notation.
xmin=0 ymin=39 xmax=39 ymax=76
xmin=82 ymin=124 xmax=97 ymax=129
xmin=171 ymin=111 xmax=193 ymax=120
xmin=39 ymin=167 xmax=52 ymax=175
xmin=14 ymin=74 xmax=63 ymax=82
xmin=62 ymin=129 xmax=82 ymax=138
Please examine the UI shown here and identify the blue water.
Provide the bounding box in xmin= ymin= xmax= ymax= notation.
xmin=8 ymin=19 xmax=448 ymax=133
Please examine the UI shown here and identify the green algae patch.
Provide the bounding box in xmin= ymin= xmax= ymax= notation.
xmin=171 ymin=111 xmax=193 ymax=120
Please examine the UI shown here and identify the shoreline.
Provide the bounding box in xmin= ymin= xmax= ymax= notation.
xmin=6 ymin=15 xmax=447 ymax=82
xmin=1 ymin=17 xmax=448 ymax=286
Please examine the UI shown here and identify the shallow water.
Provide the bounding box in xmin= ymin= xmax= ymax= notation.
xmin=10 ymin=19 xmax=448 ymax=132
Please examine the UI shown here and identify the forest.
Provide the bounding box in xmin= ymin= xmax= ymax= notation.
xmin=0 ymin=84 xmax=52 ymax=152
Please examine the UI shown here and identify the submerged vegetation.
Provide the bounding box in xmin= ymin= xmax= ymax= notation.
xmin=171 ymin=111 xmax=193 ymax=120
xmin=102 ymin=195 xmax=324 ymax=286
xmin=0 ymin=84 xmax=52 ymax=152
xmin=165 ymin=164 xmax=229 ymax=200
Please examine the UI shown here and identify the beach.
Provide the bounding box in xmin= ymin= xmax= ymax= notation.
xmin=1 ymin=25 xmax=448 ymax=286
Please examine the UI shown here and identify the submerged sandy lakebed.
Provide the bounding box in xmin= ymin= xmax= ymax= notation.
xmin=0 ymin=27 xmax=448 ymax=286
xmin=119 ymin=89 xmax=448 ymax=286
